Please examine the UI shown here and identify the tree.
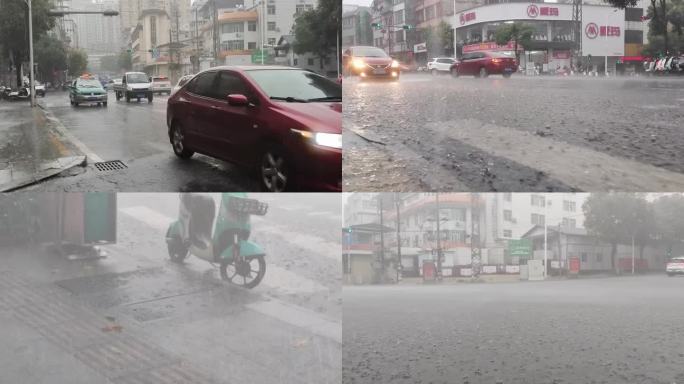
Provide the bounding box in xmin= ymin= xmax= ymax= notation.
xmin=494 ymin=23 xmax=535 ymax=63
xmin=34 ymin=34 xmax=67 ymax=84
xmin=292 ymin=0 xmax=340 ymax=71
xmin=583 ymin=193 xmax=652 ymax=272
xmin=652 ymin=195 xmax=684 ymax=256
xmin=0 ymin=0 xmax=57 ymax=86
xmin=423 ymin=21 xmax=454 ymax=57
xmin=67 ymin=49 xmax=88 ymax=77
xmin=118 ymin=50 xmax=132 ymax=71
xmin=99 ymin=55 xmax=119 ymax=73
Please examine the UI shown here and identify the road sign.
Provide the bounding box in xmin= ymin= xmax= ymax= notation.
xmin=251 ymin=49 xmax=268 ymax=63
xmin=508 ymin=239 xmax=532 ymax=258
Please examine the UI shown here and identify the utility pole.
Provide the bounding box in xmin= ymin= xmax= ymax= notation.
xmin=378 ymin=194 xmax=386 ymax=283
xmin=471 ymin=193 xmax=481 ymax=278
xmin=435 ymin=193 xmax=442 ymax=281
xmin=27 ymin=0 xmax=35 ymax=107
xmin=395 ymin=193 xmax=402 ymax=283
xmin=571 ymin=0 xmax=582 ymax=71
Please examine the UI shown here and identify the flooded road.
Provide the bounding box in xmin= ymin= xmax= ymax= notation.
xmin=343 ymin=75 xmax=684 ymax=191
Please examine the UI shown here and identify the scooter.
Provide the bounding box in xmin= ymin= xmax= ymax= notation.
xmin=165 ymin=193 xmax=269 ymax=289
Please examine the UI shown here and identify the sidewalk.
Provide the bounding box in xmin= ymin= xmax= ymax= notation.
xmin=0 ymin=101 xmax=85 ymax=191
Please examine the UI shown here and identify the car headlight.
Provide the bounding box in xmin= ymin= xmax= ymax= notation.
xmin=127 ymin=86 xmax=133 ymax=91
xmin=391 ymin=60 xmax=400 ymax=68
xmin=314 ymin=133 xmax=342 ymax=149
xmin=352 ymin=59 xmax=366 ymax=69
xmin=291 ymin=129 xmax=342 ymax=149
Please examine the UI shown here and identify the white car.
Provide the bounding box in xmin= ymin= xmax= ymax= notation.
xmin=666 ymin=257 xmax=684 ymax=276
xmin=150 ymin=76 xmax=172 ymax=95
xmin=34 ymin=82 xmax=46 ymax=97
xmin=427 ymin=57 xmax=457 ymax=75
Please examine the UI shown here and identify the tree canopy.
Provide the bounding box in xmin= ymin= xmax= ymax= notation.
xmin=34 ymin=34 xmax=67 ymax=83
xmin=423 ymin=21 xmax=454 ymax=57
xmin=67 ymin=49 xmax=88 ymax=77
xmin=494 ymin=23 xmax=535 ymax=62
xmin=292 ymin=0 xmax=340 ymax=71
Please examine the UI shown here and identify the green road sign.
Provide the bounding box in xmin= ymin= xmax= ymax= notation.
xmin=509 ymin=239 xmax=532 ymax=258
xmin=251 ymin=49 xmax=268 ymax=63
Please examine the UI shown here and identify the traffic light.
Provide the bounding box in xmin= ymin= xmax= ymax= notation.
xmin=402 ymin=25 xmax=414 ymax=30
xmin=126 ymin=49 xmax=132 ymax=53
xmin=371 ymin=22 xmax=383 ymax=30
xmin=343 ymin=227 xmax=353 ymax=234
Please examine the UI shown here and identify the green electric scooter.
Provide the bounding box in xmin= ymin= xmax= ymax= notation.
xmin=165 ymin=193 xmax=268 ymax=289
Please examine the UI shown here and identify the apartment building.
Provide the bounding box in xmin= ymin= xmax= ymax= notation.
xmin=371 ymin=0 xmax=418 ymax=61
xmin=342 ymin=5 xmax=373 ymax=48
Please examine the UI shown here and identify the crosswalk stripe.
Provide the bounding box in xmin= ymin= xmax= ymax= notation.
xmin=427 ymin=119 xmax=684 ymax=191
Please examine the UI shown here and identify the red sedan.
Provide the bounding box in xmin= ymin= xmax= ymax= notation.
xmin=342 ymin=46 xmax=400 ymax=80
xmin=167 ymin=66 xmax=341 ymax=192
xmin=450 ymin=51 xmax=517 ymax=78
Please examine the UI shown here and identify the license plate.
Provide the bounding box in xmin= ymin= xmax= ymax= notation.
xmin=503 ymin=67 xmax=514 ymax=72
xmin=373 ymin=68 xmax=386 ymax=75
xmin=137 ymin=93 xmax=146 ymax=98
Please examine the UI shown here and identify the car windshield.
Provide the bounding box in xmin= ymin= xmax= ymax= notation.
xmin=353 ymin=47 xmax=389 ymax=58
xmin=246 ymin=70 xmax=341 ymax=102
xmin=669 ymin=258 xmax=684 ymax=263
xmin=127 ymin=73 xmax=149 ymax=83
xmin=78 ymin=79 xmax=101 ymax=88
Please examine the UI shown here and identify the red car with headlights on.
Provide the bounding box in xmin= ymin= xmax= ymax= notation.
xmin=166 ymin=66 xmax=341 ymax=192
xmin=343 ymin=46 xmax=400 ymax=80
xmin=450 ymin=51 xmax=517 ymax=78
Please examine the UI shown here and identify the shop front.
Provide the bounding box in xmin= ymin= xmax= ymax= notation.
xmin=452 ymin=3 xmax=626 ymax=75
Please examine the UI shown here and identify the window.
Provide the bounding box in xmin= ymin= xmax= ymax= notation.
xmin=248 ymin=42 xmax=256 ymax=49
xmin=267 ymin=5 xmax=275 ymax=14
xmin=221 ymin=40 xmax=244 ymax=51
xmin=212 ymin=71 xmax=250 ymax=100
xmin=295 ymin=4 xmax=313 ymax=15
xmin=503 ymin=210 xmax=512 ymax=221
xmin=562 ymin=218 xmax=576 ymax=228
xmin=267 ymin=22 xmax=276 ymax=31
xmin=394 ymin=10 xmax=404 ymax=25
xmin=503 ymin=229 xmax=512 ymax=238
xmin=531 ymin=195 xmax=546 ymax=207
xmin=150 ymin=16 xmax=157 ymax=46
xmin=563 ymin=200 xmax=576 ymax=212
xmin=187 ymin=71 xmax=216 ymax=97
xmin=504 ymin=193 xmax=512 ymax=202
xmin=221 ymin=22 xmax=244 ymax=34
xmin=268 ymin=38 xmax=276 ymax=45
xmin=248 ymin=21 xmax=257 ymax=32
xmin=531 ymin=213 xmax=545 ymax=226
xmin=395 ymin=30 xmax=404 ymax=43
xmin=625 ymin=30 xmax=643 ymax=44
xmin=581 ymin=253 xmax=587 ymax=262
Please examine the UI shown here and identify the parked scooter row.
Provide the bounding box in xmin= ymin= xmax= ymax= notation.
xmin=644 ymin=56 xmax=684 ymax=75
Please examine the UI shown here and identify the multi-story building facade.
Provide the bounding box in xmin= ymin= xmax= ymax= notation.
xmin=342 ymin=5 xmax=373 ymax=48
xmin=370 ymin=0 xmax=418 ymax=62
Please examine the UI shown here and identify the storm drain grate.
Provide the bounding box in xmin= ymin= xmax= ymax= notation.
xmin=94 ymin=160 xmax=127 ymax=172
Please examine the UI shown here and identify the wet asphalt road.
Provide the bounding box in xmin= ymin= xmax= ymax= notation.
xmin=0 ymin=193 xmax=341 ymax=384
xmin=27 ymin=91 xmax=258 ymax=191
xmin=343 ymin=276 xmax=684 ymax=384
xmin=343 ymin=74 xmax=684 ymax=192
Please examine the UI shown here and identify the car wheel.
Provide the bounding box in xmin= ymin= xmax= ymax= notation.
xmin=451 ymin=68 xmax=459 ymax=78
xmin=125 ymin=93 xmax=130 ymax=102
xmin=103 ymin=102 xmax=107 ymax=107
xmin=260 ymin=145 xmax=291 ymax=192
xmin=479 ymin=67 xmax=488 ymax=78
xmin=171 ymin=122 xmax=194 ymax=159
xmin=148 ymin=94 xmax=153 ymax=103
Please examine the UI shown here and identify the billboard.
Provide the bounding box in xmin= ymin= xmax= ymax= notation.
xmin=581 ymin=7 xmax=625 ymax=56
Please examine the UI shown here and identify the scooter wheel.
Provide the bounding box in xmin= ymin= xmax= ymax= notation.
xmin=167 ymin=236 xmax=188 ymax=263
xmin=220 ymin=255 xmax=266 ymax=289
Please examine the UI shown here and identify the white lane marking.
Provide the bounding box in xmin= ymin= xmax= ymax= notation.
xmin=245 ymin=299 xmax=341 ymax=343
xmin=253 ymin=216 xmax=339 ymax=261
xmin=427 ymin=119 xmax=684 ymax=191
xmin=39 ymin=104 xmax=104 ymax=163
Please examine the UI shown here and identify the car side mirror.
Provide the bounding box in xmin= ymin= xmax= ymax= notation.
xmin=227 ymin=94 xmax=249 ymax=106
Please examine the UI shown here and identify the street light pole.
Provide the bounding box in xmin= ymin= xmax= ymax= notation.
xmin=543 ymin=194 xmax=548 ymax=279
xmin=25 ymin=0 xmax=36 ymax=107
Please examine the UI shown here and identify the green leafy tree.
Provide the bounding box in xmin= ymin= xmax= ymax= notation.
xmin=34 ymin=34 xmax=67 ymax=84
xmin=494 ymin=22 xmax=535 ymax=63
xmin=67 ymin=49 xmax=88 ymax=77
xmin=423 ymin=21 xmax=454 ymax=57
xmin=292 ymin=0 xmax=341 ymax=71
xmin=653 ymin=195 xmax=684 ymax=256
xmin=99 ymin=54 xmax=119 ymax=73
xmin=0 ymin=0 xmax=56 ymax=86
xmin=118 ymin=50 xmax=132 ymax=71
xmin=583 ymin=193 xmax=652 ymax=272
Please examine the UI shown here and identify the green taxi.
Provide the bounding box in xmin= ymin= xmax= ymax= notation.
xmin=69 ymin=75 xmax=108 ymax=107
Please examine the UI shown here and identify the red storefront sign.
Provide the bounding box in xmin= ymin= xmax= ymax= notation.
xmin=552 ymin=51 xmax=571 ymax=59
xmin=527 ymin=4 xmax=559 ymax=18
xmin=462 ymin=41 xmax=522 ymax=53
xmin=459 ymin=11 xmax=476 ymax=25
xmin=585 ymin=23 xmax=621 ymax=39
xmin=569 ymin=257 xmax=580 ymax=274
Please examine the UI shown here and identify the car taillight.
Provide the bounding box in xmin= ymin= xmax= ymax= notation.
xmin=491 ymin=58 xmax=502 ymax=64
